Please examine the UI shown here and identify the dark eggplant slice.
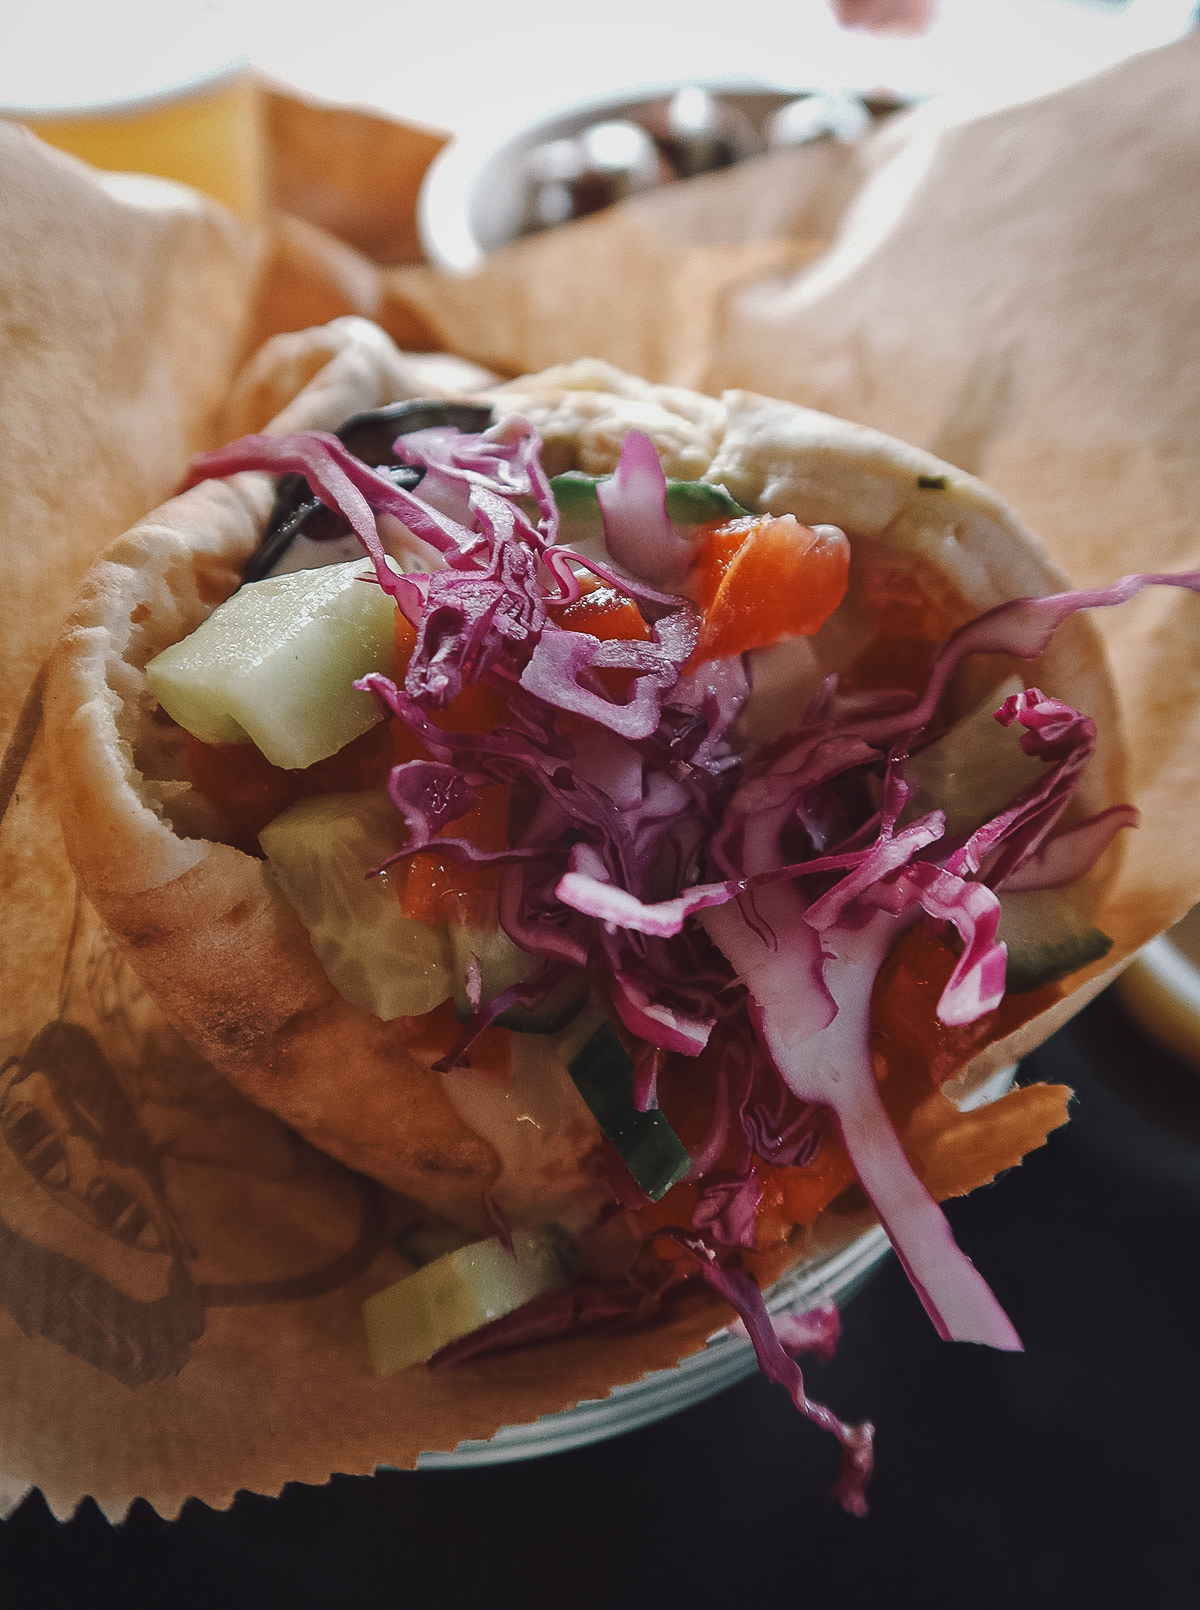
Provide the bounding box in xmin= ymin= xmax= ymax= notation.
xmin=243 ymin=399 xmax=496 ymax=584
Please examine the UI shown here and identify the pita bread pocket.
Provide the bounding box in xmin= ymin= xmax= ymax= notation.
xmin=45 ymin=332 xmax=1139 ymax=1508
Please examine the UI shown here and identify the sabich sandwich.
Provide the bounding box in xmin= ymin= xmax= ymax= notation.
xmin=46 ymin=350 xmax=1180 ymax=1510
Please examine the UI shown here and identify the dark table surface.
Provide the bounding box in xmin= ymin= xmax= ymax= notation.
xmin=3 ymin=986 xmax=1199 ymax=1610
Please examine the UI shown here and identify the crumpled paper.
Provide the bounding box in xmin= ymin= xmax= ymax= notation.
xmin=381 ymin=31 xmax=1200 ymax=947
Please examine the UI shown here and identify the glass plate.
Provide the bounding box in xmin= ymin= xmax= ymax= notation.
xmin=416 ymin=1062 xmax=1016 ymax=1466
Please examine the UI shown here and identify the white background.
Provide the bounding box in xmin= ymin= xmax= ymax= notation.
xmin=1 ymin=0 xmax=1195 ymax=138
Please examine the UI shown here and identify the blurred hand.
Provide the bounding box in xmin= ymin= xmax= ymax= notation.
xmin=831 ymin=0 xmax=936 ymax=32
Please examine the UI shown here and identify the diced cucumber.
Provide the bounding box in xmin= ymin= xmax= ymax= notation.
xmin=499 ymin=968 xmax=591 ymax=1034
xmin=260 ymin=790 xmax=454 ymax=1020
xmin=567 ymin=1019 xmax=691 ymax=1201
xmin=907 ymin=678 xmax=1044 ymax=837
xmin=363 ymin=1225 xmax=574 ymax=1375
xmin=449 ymin=925 xmax=541 ymax=1022
xmin=146 ymin=557 xmax=399 ymax=770
xmin=548 ymin=472 xmax=750 ymax=544
xmin=663 ymin=479 xmax=752 ymax=527
xmin=449 ymin=925 xmax=589 ymax=1033
xmin=999 ymin=887 xmax=1113 ymax=993
xmin=548 ymin=471 xmax=605 ymax=529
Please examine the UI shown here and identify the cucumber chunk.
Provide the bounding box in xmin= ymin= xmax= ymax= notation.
xmin=498 ymin=968 xmax=590 ymax=1034
xmin=907 ymin=678 xmax=1044 ymax=837
xmin=548 ymin=472 xmax=750 ymax=543
xmin=663 ymin=479 xmax=752 ymax=527
xmin=146 ymin=557 xmax=399 ymax=769
xmin=999 ymin=888 xmax=1113 ymax=993
xmin=260 ymin=790 xmax=454 ymax=1020
xmin=449 ymin=925 xmax=542 ymax=1022
xmin=363 ymin=1225 xmax=574 ymax=1375
xmin=449 ymin=926 xmax=588 ymax=1033
xmin=567 ymin=1020 xmax=691 ymax=1201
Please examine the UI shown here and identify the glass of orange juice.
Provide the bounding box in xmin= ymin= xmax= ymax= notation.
xmin=0 ymin=1 xmax=264 ymax=219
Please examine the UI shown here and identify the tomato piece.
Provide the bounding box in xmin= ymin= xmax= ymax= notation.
xmin=186 ymin=722 xmax=394 ymax=855
xmin=633 ymin=1182 xmax=701 ymax=1261
xmin=392 ymin=607 xmax=514 ymax=739
xmin=394 ymin=609 xmax=417 ymax=661
xmin=635 ymin=1129 xmax=857 ymax=1264
xmin=631 ymin=1026 xmax=852 ymax=1258
xmin=550 ymin=577 xmax=652 ymax=643
xmin=691 ymin=514 xmax=850 ymax=663
xmin=549 ymin=576 xmax=652 ymax=703
xmin=869 ymin=926 xmax=1064 ymax=1125
xmin=388 ymin=612 xmax=515 ymax=924
xmin=404 ymin=997 xmax=512 ymax=1077
xmin=752 ymin=1143 xmax=858 ymax=1250
xmin=835 ymin=544 xmax=973 ymax=696
xmin=394 ymin=783 xmax=509 ymax=927
xmin=634 ymin=929 xmax=1058 ymax=1264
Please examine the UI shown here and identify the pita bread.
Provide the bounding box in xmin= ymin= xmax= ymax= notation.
xmin=44 ymin=330 xmax=1120 ymax=1249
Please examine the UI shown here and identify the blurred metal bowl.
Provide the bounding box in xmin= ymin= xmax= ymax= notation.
xmin=418 ymin=81 xmax=887 ymax=273
xmin=1117 ymin=905 xmax=1200 ymax=1071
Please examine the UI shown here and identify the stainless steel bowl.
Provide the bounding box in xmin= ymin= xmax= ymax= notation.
xmin=1118 ymin=905 xmax=1200 ymax=1071
xmin=419 ymin=81 xmax=892 ymax=273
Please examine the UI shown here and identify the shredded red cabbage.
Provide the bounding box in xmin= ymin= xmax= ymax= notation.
xmin=669 ymin=1237 xmax=874 ymax=1515
xmin=191 ymin=415 xmax=1200 ymax=1513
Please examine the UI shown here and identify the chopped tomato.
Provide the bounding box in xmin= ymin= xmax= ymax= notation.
xmin=393 ymin=784 xmax=509 ymax=927
xmin=632 ymin=1026 xmax=854 ymax=1258
xmin=549 ymin=576 xmax=652 ymax=643
xmin=390 ymin=610 xmax=512 ymax=926
xmin=636 ymin=1134 xmax=858 ymax=1265
xmin=548 ymin=575 xmax=653 ymax=703
xmin=394 ymin=607 xmax=417 ymax=663
xmin=404 ymin=997 xmax=512 ymax=1078
xmin=836 ymin=542 xmax=975 ymax=695
xmin=752 ymin=1143 xmax=858 ymax=1250
xmin=634 ymin=1183 xmax=701 ymax=1261
xmin=393 ymin=607 xmax=514 ymax=740
xmin=690 ymin=514 xmax=850 ymax=663
xmin=870 ymin=926 xmax=1064 ymax=1126
xmin=185 ymin=722 xmax=394 ymax=855
xmin=635 ymin=928 xmax=1064 ymax=1264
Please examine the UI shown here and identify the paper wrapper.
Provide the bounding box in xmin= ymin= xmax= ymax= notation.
xmin=3 ymin=42 xmax=1199 ymax=1518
